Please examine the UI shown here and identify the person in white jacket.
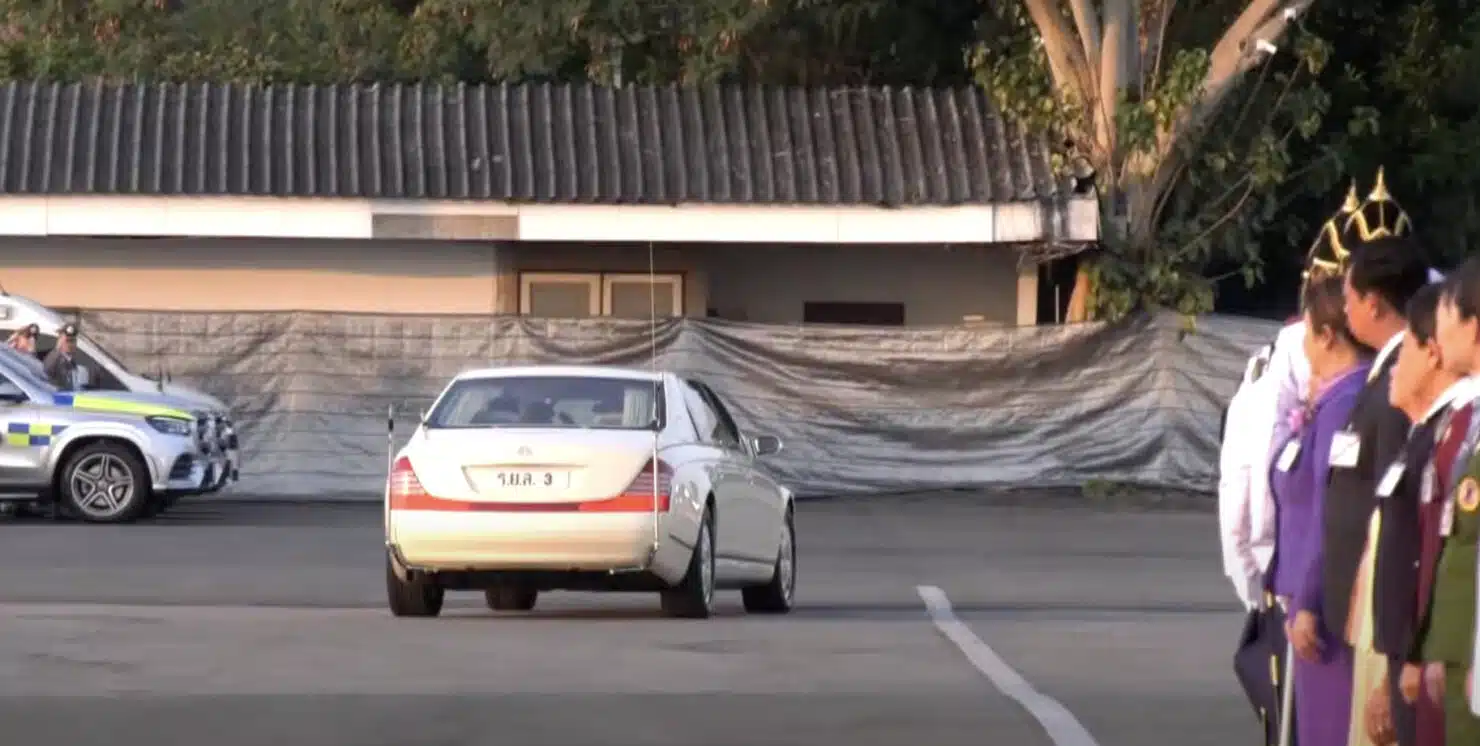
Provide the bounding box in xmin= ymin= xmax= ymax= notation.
xmin=1219 ymin=320 xmax=1310 ymax=609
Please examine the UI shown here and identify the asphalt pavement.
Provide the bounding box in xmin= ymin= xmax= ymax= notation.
xmin=0 ymin=493 xmax=1256 ymax=746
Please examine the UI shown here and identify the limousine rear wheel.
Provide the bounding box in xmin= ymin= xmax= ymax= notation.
xmin=661 ymin=507 xmax=715 ymax=619
xmin=386 ymin=551 xmax=444 ymax=618
xmin=743 ymin=509 xmax=795 ymax=614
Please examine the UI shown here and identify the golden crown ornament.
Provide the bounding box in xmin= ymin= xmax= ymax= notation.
xmin=1302 ymin=167 xmax=1414 ymax=288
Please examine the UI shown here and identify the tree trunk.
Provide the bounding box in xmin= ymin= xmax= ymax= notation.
xmin=1065 ymin=263 xmax=1094 ymax=322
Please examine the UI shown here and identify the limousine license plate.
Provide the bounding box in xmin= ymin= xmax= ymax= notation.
xmin=492 ymin=470 xmax=568 ymax=489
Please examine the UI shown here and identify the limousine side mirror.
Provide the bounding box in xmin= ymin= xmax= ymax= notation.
xmin=751 ymin=434 xmax=783 ymax=457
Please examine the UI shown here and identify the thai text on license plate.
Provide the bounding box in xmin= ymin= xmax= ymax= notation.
xmin=494 ymin=470 xmax=567 ymax=488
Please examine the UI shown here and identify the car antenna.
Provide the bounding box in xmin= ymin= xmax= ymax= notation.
xmin=385 ymin=403 xmax=396 ymax=499
xmin=383 ymin=402 xmax=397 ymax=546
xmin=647 ymin=240 xmax=660 ymax=555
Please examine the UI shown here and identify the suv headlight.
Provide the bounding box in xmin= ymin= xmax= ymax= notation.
xmin=145 ymin=415 xmax=193 ymax=437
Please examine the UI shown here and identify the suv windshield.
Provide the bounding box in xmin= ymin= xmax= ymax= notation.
xmin=0 ymin=345 xmax=56 ymax=393
xmin=427 ymin=376 xmax=664 ymax=430
xmin=77 ymin=335 xmax=139 ymax=379
xmin=23 ymin=330 xmax=133 ymax=391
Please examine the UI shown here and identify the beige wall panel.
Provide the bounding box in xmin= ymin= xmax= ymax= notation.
xmin=0 ymin=237 xmax=504 ymax=314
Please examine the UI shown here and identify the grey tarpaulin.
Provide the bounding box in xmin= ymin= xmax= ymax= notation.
xmin=75 ymin=309 xmax=1283 ymax=498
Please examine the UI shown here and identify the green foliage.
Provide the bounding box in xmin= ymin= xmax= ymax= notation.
xmin=1279 ymin=0 xmax=1480 ymax=274
xmin=4 ymin=0 xmax=1480 ymax=322
xmin=0 ymin=0 xmax=414 ymax=83
xmin=447 ymin=0 xmax=985 ymax=85
xmin=0 ymin=0 xmax=985 ymax=87
xmin=967 ymin=4 xmax=1073 ymax=162
xmin=969 ymin=2 xmax=1336 ymax=321
xmin=1148 ymin=39 xmax=1334 ymax=301
xmin=1114 ymin=49 xmax=1209 ymax=153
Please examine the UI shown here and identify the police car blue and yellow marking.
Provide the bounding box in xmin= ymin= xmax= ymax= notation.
xmin=0 ymin=394 xmax=194 ymax=448
xmin=51 ymin=392 xmax=193 ymax=421
xmin=4 ymin=422 xmax=66 ymax=447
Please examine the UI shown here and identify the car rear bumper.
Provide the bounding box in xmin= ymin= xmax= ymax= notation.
xmin=390 ymin=510 xmax=668 ymax=572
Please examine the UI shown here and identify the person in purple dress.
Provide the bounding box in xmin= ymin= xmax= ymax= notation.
xmin=1270 ymin=275 xmax=1375 ymax=746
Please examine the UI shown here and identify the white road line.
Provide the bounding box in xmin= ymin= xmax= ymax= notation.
xmin=917 ymin=585 xmax=1101 ymax=746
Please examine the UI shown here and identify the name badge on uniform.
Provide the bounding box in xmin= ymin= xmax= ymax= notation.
xmin=1377 ymin=462 xmax=1405 ymax=498
xmin=1330 ymin=431 xmax=1361 ymax=469
xmin=1276 ymin=441 xmax=1300 ymax=472
xmin=1421 ymin=462 xmax=1437 ymax=504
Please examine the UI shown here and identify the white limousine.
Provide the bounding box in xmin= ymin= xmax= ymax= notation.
xmin=384 ymin=365 xmax=796 ymax=619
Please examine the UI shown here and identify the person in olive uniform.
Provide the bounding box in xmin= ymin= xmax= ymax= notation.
xmin=1420 ymin=257 xmax=1480 ymax=742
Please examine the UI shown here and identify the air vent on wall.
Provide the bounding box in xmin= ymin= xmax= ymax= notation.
xmin=371 ymin=214 xmax=517 ymax=240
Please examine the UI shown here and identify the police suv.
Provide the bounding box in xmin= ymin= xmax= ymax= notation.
xmin=0 ymin=344 xmax=214 ymax=522
xmin=0 ymin=294 xmax=239 ymax=492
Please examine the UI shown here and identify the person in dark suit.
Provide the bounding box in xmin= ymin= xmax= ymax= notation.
xmin=1317 ymin=234 xmax=1431 ymax=745
xmin=1386 ymin=282 xmax=1469 ymax=746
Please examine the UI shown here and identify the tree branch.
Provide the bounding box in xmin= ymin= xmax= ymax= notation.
xmin=1143 ymin=0 xmax=1175 ymax=96
xmin=1200 ymin=0 xmax=1311 ymax=120
xmin=1170 ymin=110 xmax=1317 ymax=266
xmin=1099 ymin=0 xmax=1131 ymax=159
xmin=1123 ymin=0 xmax=1141 ymax=97
xmin=1066 ymin=0 xmax=1101 ymax=71
xmin=1223 ymin=62 xmax=1284 ymax=155
xmin=1021 ymin=0 xmax=1093 ymax=97
xmin=1143 ymin=0 xmax=1314 ymax=228
xmin=1173 ymin=180 xmax=1256 ymax=262
xmin=1149 ymin=60 xmax=1282 ymax=229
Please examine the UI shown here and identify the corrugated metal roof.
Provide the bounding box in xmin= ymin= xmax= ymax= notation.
xmin=0 ymin=80 xmax=1063 ymax=205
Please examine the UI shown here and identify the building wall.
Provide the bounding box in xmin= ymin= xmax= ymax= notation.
xmin=0 ymin=236 xmax=1035 ymax=325
xmin=0 ymin=237 xmax=503 ymax=314
xmin=699 ymin=244 xmax=1024 ymax=325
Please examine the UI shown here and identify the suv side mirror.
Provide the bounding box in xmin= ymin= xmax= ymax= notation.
xmin=0 ymin=380 xmax=26 ymax=403
xmin=751 ymin=434 xmax=783 ymax=457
